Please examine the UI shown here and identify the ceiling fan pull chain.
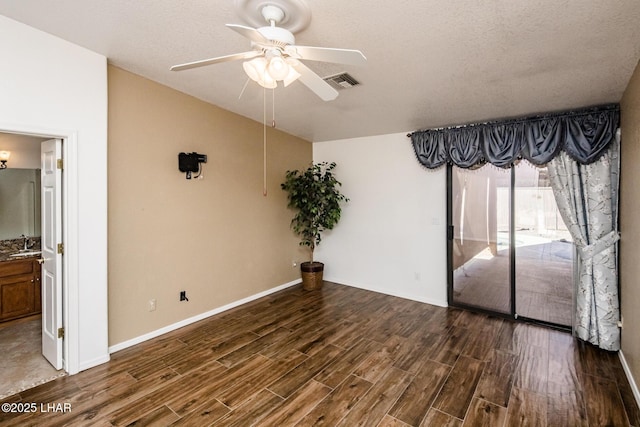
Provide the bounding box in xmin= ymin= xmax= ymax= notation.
xmin=263 ymin=85 xmax=268 ymax=197
xmin=272 ymin=88 xmax=276 ymax=128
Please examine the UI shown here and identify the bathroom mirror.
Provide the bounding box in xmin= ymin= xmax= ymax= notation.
xmin=0 ymin=169 xmax=41 ymax=240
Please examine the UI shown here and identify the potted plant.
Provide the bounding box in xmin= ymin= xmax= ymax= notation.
xmin=281 ymin=161 xmax=349 ymax=290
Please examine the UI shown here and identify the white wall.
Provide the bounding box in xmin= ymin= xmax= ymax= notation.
xmin=0 ymin=15 xmax=108 ymax=373
xmin=313 ymin=132 xmax=448 ymax=306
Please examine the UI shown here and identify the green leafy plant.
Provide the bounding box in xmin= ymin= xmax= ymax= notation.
xmin=281 ymin=162 xmax=349 ymax=262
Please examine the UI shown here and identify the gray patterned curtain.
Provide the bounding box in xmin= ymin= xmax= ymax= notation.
xmin=410 ymin=104 xmax=621 ymax=351
xmin=410 ymin=105 xmax=619 ymax=169
xmin=547 ymin=136 xmax=620 ymax=351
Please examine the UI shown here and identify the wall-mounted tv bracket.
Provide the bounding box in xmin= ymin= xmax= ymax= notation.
xmin=178 ymin=152 xmax=207 ymax=179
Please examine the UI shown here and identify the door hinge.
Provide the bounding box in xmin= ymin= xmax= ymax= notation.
xmin=57 ymin=243 xmax=64 ymax=255
xmin=447 ymin=225 xmax=454 ymax=240
xmin=57 ymin=159 xmax=63 ymax=170
xmin=58 ymin=327 xmax=64 ymax=339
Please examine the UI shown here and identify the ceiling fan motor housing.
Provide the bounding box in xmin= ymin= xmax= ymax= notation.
xmin=256 ymin=26 xmax=295 ymax=46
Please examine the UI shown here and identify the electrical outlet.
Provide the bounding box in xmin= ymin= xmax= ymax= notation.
xmin=180 ymin=291 xmax=188 ymax=302
xmin=148 ymin=299 xmax=156 ymax=312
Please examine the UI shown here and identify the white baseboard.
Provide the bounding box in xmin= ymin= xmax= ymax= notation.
xmin=325 ymin=276 xmax=448 ymax=308
xmin=619 ymin=350 xmax=640 ymax=409
xmin=109 ymin=279 xmax=301 ymax=354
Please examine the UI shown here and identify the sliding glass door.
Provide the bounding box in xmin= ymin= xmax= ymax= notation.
xmin=449 ymin=163 xmax=573 ymax=328
xmin=450 ymin=166 xmax=512 ymax=314
xmin=513 ymin=162 xmax=573 ymax=327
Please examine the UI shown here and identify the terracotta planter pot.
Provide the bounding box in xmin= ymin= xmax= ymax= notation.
xmin=300 ymin=261 xmax=324 ymax=290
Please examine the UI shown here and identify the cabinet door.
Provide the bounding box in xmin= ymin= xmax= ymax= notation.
xmin=0 ymin=275 xmax=35 ymax=320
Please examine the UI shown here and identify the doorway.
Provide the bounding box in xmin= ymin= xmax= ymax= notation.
xmin=448 ymin=162 xmax=574 ymax=329
xmin=0 ymin=132 xmax=65 ymax=399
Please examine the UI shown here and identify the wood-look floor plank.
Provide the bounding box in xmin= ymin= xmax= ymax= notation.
xmin=547 ymin=331 xmax=583 ymax=394
xmin=127 ymin=404 xmax=179 ymax=426
xmin=429 ymin=326 xmax=471 ymax=366
xmin=582 ymin=373 xmax=630 ymax=427
xmin=336 ymin=366 xmax=413 ymax=427
xmin=166 ymin=355 xmax=270 ymax=417
xmin=389 ymin=359 xmax=451 ymax=426
xmin=51 ymin=366 xmax=182 ymax=427
xmin=294 ymin=321 xmax=354 ymax=356
xmin=613 ymin=364 xmax=640 ymax=427
xmin=576 ymin=341 xmax=617 ymax=381
xmin=325 ymin=319 xmax=366 ymax=349
xmin=378 ymin=414 xmax=412 ymax=427
xmin=546 ymin=388 xmax=588 ymax=427
xmin=167 ymin=331 xmax=259 ymax=374
xmin=475 ymin=348 xmax=517 ymax=407
xmin=212 ymin=388 xmax=283 ymax=427
xmin=314 ymin=338 xmax=380 ymax=388
xmin=217 ymin=349 xmax=307 ymax=409
xmin=268 ymin=344 xmax=343 ymax=399
xmin=108 ymin=364 xmax=225 ymax=426
xmin=513 ymin=342 xmax=548 ymax=395
xmin=461 ymin=316 xmax=503 ymax=361
xmin=419 ymin=409 xmax=463 ymax=427
xmin=259 ymin=319 xmax=339 ymax=359
xmin=432 ymin=355 xmax=484 ymax=419
xmin=393 ymin=332 xmax=441 ymax=374
xmin=355 ymin=306 xmax=399 ymax=343
xmin=462 ymin=398 xmax=507 ymax=427
xmin=216 ymin=327 xmax=290 ymax=368
xmin=13 ymin=375 xmax=82 ymax=403
xmin=169 ymin=400 xmax=230 ymax=426
xmin=352 ymin=347 xmax=395 ymax=384
xmin=256 ymin=380 xmax=331 ymax=426
xmin=115 ymin=337 xmax=188 ymax=367
xmin=496 ymin=322 xmax=548 ymax=355
xmin=295 ymin=375 xmax=373 ymax=426
xmin=504 ymin=387 xmax=546 ymax=427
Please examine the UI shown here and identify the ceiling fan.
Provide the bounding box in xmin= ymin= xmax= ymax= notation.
xmin=170 ymin=2 xmax=366 ymax=101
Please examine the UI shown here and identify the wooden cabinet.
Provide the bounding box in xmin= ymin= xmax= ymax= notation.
xmin=0 ymin=258 xmax=41 ymax=322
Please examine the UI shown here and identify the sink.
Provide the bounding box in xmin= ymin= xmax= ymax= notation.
xmin=9 ymin=250 xmax=42 ymax=257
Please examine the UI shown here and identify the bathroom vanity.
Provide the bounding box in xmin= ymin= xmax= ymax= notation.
xmin=0 ymin=256 xmax=41 ymax=322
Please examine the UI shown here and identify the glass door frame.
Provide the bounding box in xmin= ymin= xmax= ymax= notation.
xmin=446 ymin=164 xmax=572 ymax=332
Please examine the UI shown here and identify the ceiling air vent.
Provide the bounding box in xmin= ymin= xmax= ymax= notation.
xmin=323 ymin=72 xmax=361 ymax=90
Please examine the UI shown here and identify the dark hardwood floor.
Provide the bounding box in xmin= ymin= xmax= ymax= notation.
xmin=1 ymin=282 xmax=638 ymax=426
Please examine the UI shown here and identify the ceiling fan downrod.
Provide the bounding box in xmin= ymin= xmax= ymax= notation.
xmin=261 ymin=5 xmax=285 ymax=26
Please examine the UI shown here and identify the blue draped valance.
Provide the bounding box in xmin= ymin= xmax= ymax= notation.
xmin=410 ymin=104 xmax=619 ymax=169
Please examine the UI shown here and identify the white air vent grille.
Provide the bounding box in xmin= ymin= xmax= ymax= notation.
xmin=323 ymin=72 xmax=361 ymax=90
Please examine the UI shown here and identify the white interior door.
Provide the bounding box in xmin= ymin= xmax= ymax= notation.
xmin=41 ymin=138 xmax=63 ymax=369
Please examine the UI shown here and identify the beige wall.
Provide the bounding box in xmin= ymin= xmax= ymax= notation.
xmin=620 ymin=59 xmax=640 ymax=386
xmin=108 ymin=66 xmax=311 ymax=346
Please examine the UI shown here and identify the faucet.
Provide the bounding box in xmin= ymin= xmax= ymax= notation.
xmin=21 ymin=234 xmax=29 ymax=251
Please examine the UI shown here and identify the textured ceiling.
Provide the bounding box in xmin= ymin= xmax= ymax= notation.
xmin=1 ymin=1 xmax=639 ymax=142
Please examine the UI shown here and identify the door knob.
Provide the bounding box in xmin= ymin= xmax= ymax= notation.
xmin=37 ymin=258 xmax=45 ymax=265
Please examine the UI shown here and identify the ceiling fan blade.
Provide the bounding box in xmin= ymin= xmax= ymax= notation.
xmin=294 ymin=62 xmax=339 ymax=101
xmin=226 ymin=24 xmax=270 ymax=45
xmin=291 ymin=46 xmax=367 ymax=66
xmin=170 ymin=51 xmax=262 ymax=71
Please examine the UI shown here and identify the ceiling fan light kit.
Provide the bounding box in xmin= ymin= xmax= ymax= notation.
xmin=170 ymin=0 xmax=366 ymax=101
